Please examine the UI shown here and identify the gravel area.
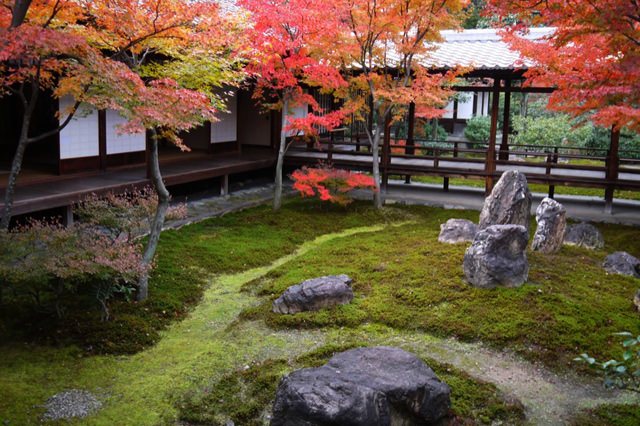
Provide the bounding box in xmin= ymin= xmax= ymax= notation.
xmin=41 ymin=390 xmax=102 ymax=421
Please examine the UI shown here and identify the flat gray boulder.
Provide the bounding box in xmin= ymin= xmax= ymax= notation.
xmin=531 ymin=198 xmax=566 ymax=253
xmin=42 ymin=390 xmax=102 ymax=421
xmin=271 ymin=346 xmax=451 ymax=426
xmin=479 ymin=170 xmax=532 ymax=231
xmin=603 ymin=252 xmax=640 ymax=278
xmin=438 ymin=219 xmax=478 ymax=244
xmin=564 ymin=223 xmax=604 ymax=250
xmin=463 ymin=225 xmax=529 ymax=289
xmin=272 ymin=274 xmax=354 ymax=314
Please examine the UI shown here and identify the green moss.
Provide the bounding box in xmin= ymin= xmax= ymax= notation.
xmin=0 ymin=199 xmax=412 ymax=355
xmin=245 ymin=212 xmax=640 ymax=370
xmin=570 ymin=404 xmax=640 ymax=426
xmin=177 ymin=344 xmax=525 ymax=425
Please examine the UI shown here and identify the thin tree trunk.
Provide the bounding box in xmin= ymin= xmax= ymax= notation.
xmin=137 ymin=130 xmax=170 ymax=302
xmin=273 ymin=97 xmax=288 ymax=211
xmin=371 ymin=119 xmax=383 ymax=209
xmin=1 ymin=94 xmax=37 ymax=230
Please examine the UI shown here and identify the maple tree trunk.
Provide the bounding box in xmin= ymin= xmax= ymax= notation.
xmin=273 ymin=98 xmax=288 ymax=211
xmin=137 ymin=131 xmax=170 ymax=302
xmin=1 ymin=94 xmax=37 ymax=230
xmin=371 ymin=119 xmax=383 ymax=209
xmin=11 ymin=0 xmax=32 ymax=27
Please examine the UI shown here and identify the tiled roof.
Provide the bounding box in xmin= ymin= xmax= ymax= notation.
xmin=422 ymin=27 xmax=554 ymax=70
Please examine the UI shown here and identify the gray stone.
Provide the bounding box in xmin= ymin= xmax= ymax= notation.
xmin=272 ymin=274 xmax=354 ymax=314
xmin=479 ymin=170 xmax=532 ymax=231
xmin=463 ymin=225 xmax=529 ymax=289
xmin=42 ymin=390 xmax=102 ymax=421
xmin=438 ymin=219 xmax=478 ymax=244
xmin=564 ymin=223 xmax=604 ymax=250
xmin=603 ymin=252 xmax=640 ymax=278
xmin=531 ymin=198 xmax=567 ymax=253
xmin=634 ymin=289 xmax=640 ymax=312
xmin=271 ymin=346 xmax=451 ymax=426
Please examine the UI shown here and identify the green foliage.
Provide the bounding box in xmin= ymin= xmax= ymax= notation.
xmin=422 ymin=120 xmax=448 ymax=141
xmin=176 ymin=343 xmax=525 ymax=425
xmin=464 ymin=115 xmax=491 ymax=145
xmin=575 ymin=332 xmax=640 ymax=392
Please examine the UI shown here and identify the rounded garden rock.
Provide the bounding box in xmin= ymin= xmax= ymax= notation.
xmin=42 ymin=389 xmax=102 ymax=421
xmin=463 ymin=224 xmax=529 ymax=289
xmin=603 ymin=251 xmax=640 ymax=278
xmin=438 ymin=218 xmax=478 ymax=244
xmin=271 ymin=346 xmax=451 ymax=426
xmin=479 ymin=170 xmax=532 ymax=231
xmin=272 ymin=274 xmax=354 ymax=314
xmin=531 ymin=197 xmax=566 ymax=253
xmin=563 ymin=223 xmax=604 ymax=250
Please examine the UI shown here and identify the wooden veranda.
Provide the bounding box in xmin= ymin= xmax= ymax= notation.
xmin=286 ymin=28 xmax=637 ymax=212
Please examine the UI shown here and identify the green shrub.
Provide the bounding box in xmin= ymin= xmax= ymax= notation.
xmin=422 ymin=121 xmax=448 ymax=141
xmin=464 ymin=115 xmax=491 ymax=146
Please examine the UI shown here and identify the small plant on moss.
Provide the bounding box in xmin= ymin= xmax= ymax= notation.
xmin=575 ymin=332 xmax=640 ymax=392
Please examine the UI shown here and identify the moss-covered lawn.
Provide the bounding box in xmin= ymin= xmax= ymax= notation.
xmin=1 ymin=198 xmax=639 ymax=425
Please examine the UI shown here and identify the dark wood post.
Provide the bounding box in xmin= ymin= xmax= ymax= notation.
xmin=499 ymin=79 xmax=511 ymax=161
xmin=604 ymin=127 xmax=620 ymax=214
xmin=382 ymin=113 xmax=392 ymax=190
xmin=485 ymin=78 xmax=501 ymax=194
xmin=98 ymin=110 xmax=107 ymax=171
xmin=405 ymin=102 xmax=415 ymax=184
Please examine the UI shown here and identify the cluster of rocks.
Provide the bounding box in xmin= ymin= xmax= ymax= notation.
xmin=437 ymin=170 xmax=640 ymax=311
xmin=271 ymin=346 xmax=451 ymax=425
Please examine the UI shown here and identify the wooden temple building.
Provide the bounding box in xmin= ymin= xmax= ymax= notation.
xmin=1 ymin=28 xmax=638 ymax=221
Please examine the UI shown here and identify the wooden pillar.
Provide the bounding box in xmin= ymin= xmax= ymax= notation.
xmin=98 ymin=110 xmax=107 ymax=171
xmin=499 ymin=79 xmax=511 ymax=161
xmin=145 ymin=131 xmax=152 ymax=179
xmin=405 ymin=102 xmax=415 ymax=184
xmin=485 ymin=78 xmax=501 ymax=195
xmin=604 ymin=127 xmax=620 ymax=214
xmin=381 ymin=113 xmax=392 ymax=191
xmin=220 ymin=174 xmax=229 ymax=197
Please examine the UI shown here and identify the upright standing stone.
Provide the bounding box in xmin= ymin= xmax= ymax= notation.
xmin=479 ymin=170 xmax=532 ymax=231
xmin=463 ymin=224 xmax=529 ymax=289
xmin=271 ymin=346 xmax=451 ymax=426
xmin=531 ymin=197 xmax=567 ymax=253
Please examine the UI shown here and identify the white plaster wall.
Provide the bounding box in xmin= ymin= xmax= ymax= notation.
xmin=443 ymin=99 xmax=455 ymax=119
xmin=59 ymin=96 xmax=99 ymax=159
xmin=211 ymin=89 xmax=238 ymax=143
xmin=457 ymin=92 xmax=474 ymax=119
xmin=285 ymin=103 xmax=308 ymax=136
xmin=106 ymin=109 xmax=145 ymax=154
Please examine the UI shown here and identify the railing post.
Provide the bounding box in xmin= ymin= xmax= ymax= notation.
xmin=453 ymin=141 xmax=459 ymax=158
xmin=405 ymin=102 xmax=415 ymax=184
xmin=605 ymin=127 xmax=620 ymax=214
xmin=328 ymin=132 xmax=334 ymax=163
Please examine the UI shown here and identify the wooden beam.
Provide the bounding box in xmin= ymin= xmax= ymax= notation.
xmin=485 ymin=78 xmax=501 ymax=194
xmin=499 ymin=79 xmax=511 ymax=161
xmin=604 ymin=127 xmax=620 ymax=214
xmin=452 ymin=85 xmax=555 ymax=94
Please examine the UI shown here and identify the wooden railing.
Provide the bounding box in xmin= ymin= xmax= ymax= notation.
xmin=285 ymin=134 xmax=640 ymax=207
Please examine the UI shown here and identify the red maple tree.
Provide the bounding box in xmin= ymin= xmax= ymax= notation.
xmin=487 ymin=0 xmax=640 ymax=132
